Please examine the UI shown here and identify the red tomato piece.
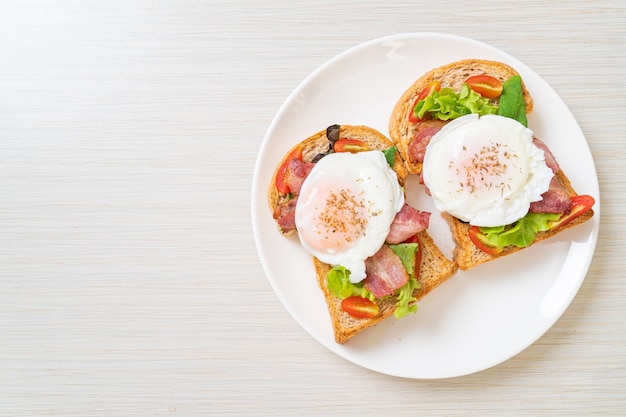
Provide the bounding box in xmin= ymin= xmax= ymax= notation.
xmin=408 ymin=80 xmax=441 ymax=123
xmin=341 ymin=296 xmax=379 ymax=319
xmin=548 ymin=195 xmax=595 ymax=230
xmin=402 ymin=234 xmax=419 ymax=244
xmin=468 ymin=226 xmax=503 ymax=256
xmin=465 ymin=74 xmax=503 ymax=99
xmin=333 ymin=138 xmax=369 ymax=153
xmin=275 ymin=146 xmax=303 ymax=194
xmin=414 ymin=240 xmax=422 ymax=279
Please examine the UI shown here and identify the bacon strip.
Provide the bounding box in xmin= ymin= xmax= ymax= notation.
xmin=285 ymin=158 xmax=315 ymax=197
xmin=386 ymin=204 xmax=430 ymax=244
xmin=273 ymin=158 xmax=314 ymax=234
xmin=363 ymin=245 xmax=410 ymax=298
xmin=528 ymin=138 xmax=571 ymax=214
xmin=533 ymin=137 xmax=560 ymax=173
xmin=408 ymin=120 xmax=446 ymax=164
xmin=273 ymin=197 xmax=298 ymax=233
xmin=529 ymin=177 xmax=572 ymax=214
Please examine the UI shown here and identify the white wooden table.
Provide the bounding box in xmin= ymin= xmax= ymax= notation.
xmin=2 ymin=2 xmax=625 ymax=415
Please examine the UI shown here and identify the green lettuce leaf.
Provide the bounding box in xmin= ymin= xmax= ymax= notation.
xmin=479 ymin=212 xmax=562 ymax=248
xmin=382 ymin=146 xmax=397 ymax=167
xmin=497 ymin=75 xmax=528 ymax=127
xmin=414 ymin=84 xmax=498 ymax=121
xmin=388 ymin=243 xmax=421 ymax=319
xmin=326 ymin=266 xmax=375 ymax=302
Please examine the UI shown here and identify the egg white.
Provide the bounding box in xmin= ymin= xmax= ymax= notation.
xmin=295 ymin=150 xmax=404 ymax=283
xmin=422 ymin=114 xmax=553 ymax=227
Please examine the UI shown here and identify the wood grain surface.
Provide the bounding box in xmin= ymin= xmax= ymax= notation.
xmin=1 ymin=1 xmax=625 ymax=416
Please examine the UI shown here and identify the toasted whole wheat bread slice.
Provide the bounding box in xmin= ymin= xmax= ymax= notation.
xmin=268 ymin=125 xmax=458 ymax=343
xmin=447 ymin=170 xmax=594 ymax=270
xmin=388 ymin=59 xmax=533 ymax=176
xmin=314 ymin=231 xmax=457 ymax=344
xmin=388 ymin=59 xmax=594 ymax=270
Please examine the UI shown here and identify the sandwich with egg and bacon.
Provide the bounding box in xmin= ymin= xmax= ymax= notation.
xmin=389 ymin=59 xmax=595 ymax=270
xmin=269 ymin=124 xmax=457 ymax=344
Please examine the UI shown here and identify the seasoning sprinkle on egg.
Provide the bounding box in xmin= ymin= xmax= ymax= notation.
xmin=317 ymin=188 xmax=368 ymax=242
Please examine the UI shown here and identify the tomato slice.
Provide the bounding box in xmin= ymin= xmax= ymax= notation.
xmin=468 ymin=226 xmax=503 ymax=256
xmin=414 ymin=240 xmax=422 ymax=279
xmin=548 ymin=195 xmax=595 ymax=230
xmin=275 ymin=146 xmax=303 ymax=194
xmin=465 ymin=74 xmax=503 ymax=99
xmin=408 ymin=80 xmax=441 ymax=123
xmin=333 ymin=138 xmax=369 ymax=153
xmin=402 ymin=234 xmax=419 ymax=244
xmin=341 ymin=296 xmax=379 ymax=319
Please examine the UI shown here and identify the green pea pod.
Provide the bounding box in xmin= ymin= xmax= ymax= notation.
xmin=497 ymin=75 xmax=528 ymax=127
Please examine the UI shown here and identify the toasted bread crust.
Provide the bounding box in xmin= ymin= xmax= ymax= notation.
xmin=448 ymin=170 xmax=594 ymax=270
xmin=268 ymin=125 xmax=457 ymax=344
xmin=388 ymin=59 xmax=532 ymax=176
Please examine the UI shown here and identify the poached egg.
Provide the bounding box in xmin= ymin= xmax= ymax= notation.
xmin=422 ymin=114 xmax=553 ymax=227
xmin=295 ymin=150 xmax=404 ymax=283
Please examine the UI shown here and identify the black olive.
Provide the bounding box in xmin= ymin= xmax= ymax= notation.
xmin=311 ymin=153 xmax=327 ymax=163
xmin=326 ymin=124 xmax=340 ymax=147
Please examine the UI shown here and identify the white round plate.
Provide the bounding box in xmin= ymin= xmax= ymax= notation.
xmin=251 ymin=33 xmax=600 ymax=379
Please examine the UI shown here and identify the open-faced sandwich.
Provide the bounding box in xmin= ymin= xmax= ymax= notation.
xmin=269 ymin=124 xmax=457 ymax=343
xmin=389 ymin=59 xmax=595 ymax=270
